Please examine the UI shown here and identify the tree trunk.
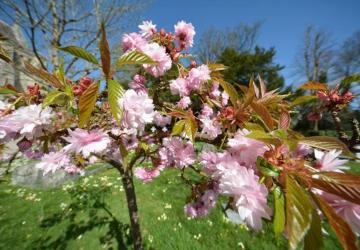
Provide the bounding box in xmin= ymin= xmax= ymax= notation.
xmin=121 ymin=169 xmax=143 ymax=250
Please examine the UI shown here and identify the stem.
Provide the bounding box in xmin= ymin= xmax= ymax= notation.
xmin=109 ymin=158 xmax=143 ymax=250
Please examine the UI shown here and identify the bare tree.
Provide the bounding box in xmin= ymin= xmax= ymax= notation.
xmin=196 ymin=22 xmax=261 ymax=63
xmin=294 ymin=25 xmax=333 ymax=82
xmin=0 ymin=0 xmax=146 ymax=77
xmin=333 ymin=30 xmax=360 ymax=78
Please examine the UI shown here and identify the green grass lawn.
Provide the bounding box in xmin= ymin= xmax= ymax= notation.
xmin=1 ymin=161 xmax=358 ymax=250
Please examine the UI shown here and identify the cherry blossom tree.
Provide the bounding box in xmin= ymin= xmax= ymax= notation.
xmin=0 ymin=20 xmax=360 ymax=250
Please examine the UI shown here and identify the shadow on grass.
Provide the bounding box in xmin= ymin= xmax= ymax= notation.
xmin=31 ymin=181 xmax=133 ymax=249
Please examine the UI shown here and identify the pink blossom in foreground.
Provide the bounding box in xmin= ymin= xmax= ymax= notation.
xmin=129 ymin=74 xmax=148 ymax=94
xmin=138 ymin=20 xmax=157 ymax=39
xmin=177 ymin=96 xmax=191 ymax=109
xmin=170 ymin=77 xmax=190 ymax=97
xmin=199 ymin=117 xmax=222 ymax=140
xmin=320 ymin=192 xmax=360 ymax=235
xmin=118 ymin=89 xmax=155 ymax=133
xmin=219 ymin=167 xmax=272 ymax=231
xmin=141 ymin=43 xmax=172 ymax=77
xmin=35 ymin=151 xmax=81 ymax=175
xmin=314 ymin=149 xmax=348 ymax=172
xmin=134 ymin=167 xmax=161 ymax=183
xmin=154 ymin=112 xmax=171 ymax=127
xmin=63 ymin=128 xmax=111 ymax=157
xmin=0 ymin=104 xmax=54 ymax=142
xmin=294 ymin=143 xmax=312 ymax=158
xmin=185 ymin=189 xmax=218 ymax=218
xmin=174 ymin=21 xmax=195 ymax=49
xmin=187 ymin=65 xmax=211 ymax=90
xmin=210 ymin=82 xmax=221 ymax=99
xmin=122 ymin=33 xmax=147 ymax=52
xmin=159 ymin=137 xmax=195 ymax=168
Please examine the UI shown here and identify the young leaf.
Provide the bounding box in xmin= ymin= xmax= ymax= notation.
xmin=340 ymin=74 xmax=360 ymax=88
xmin=256 ymin=157 xmax=279 ymax=177
xmin=57 ymin=46 xmax=99 ymax=65
xmin=43 ymin=90 xmax=69 ymax=107
xmin=278 ymin=111 xmax=290 ymax=129
xmin=0 ymin=86 xmax=18 ymax=95
xmin=78 ymin=81 xmax=99 ymax=128
xmin=117 ymin=50 xmax=157 ymax=67
xmin=207 ymin=63 xmax=228 ymax=72
xmin=311 ymin=172 xmax=360 ymax=205
xmin=172 ymin=120 xmax=186 ymax=136
xmin=311 ymin=193 xmax=357 ymax=250
xmin=250 ymin=102 xmax=274 ymax=130
xmin=304 ymin=209 xmax=323 ymax=250
xmin=299 ymin=81 xmax=327 ymax=91
xmin=108 ymin=79 xmax=125 ymax=123
xmin=299 ymin=136 xmax=353 ymax=157
xmin=285 ymin=175 xmax=313 ymax=250
xmin=184 ymin=118 xmax=197 ymax=143
xmin=216 ymin=78 xmax=240 ymax=106
xmin=273 ymin=187 xmax=285 ymax=237
xmin=0 ymin=45 xmax=11 ymax=63
xmin=290 ymin=95 xmax=318 ymax=107
xmin=24 ymin=62 xmax=63 ymax=89
xmin=99 ymin=22 xmax=111 ymax=79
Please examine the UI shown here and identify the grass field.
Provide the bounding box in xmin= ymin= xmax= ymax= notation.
xmin=1 ymin=161 xmax=358 ymax=250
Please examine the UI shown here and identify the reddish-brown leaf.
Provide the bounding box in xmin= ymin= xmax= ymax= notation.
xmin=278 ymin=111 xmax=291 ymax=129
xmin=299 ymin=81 xmax=328 ymax=91
xmin=250 ymin=101 xmax=274 ymax=130
xmin=24 ymin=62 xmax=63 ymax=89
xmin=311 ymin=193 xmax=357 ymax=250
xmin=78 ymin=81 xmax=99 ymax=128
xmin=311 ymin=172 xmax=360 ymax=205
xmin=99 ymin=22 xmax=111 ymax=79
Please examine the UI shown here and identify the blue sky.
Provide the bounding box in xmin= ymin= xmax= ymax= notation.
xmin=141 ymin=0 xmax=360 ymax=85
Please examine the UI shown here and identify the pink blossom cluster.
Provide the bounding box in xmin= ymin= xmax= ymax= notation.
xmin=198 ymin=104 xmax=222 ymax=140
xmin=158 ymin=137 xmax=195 ymax=169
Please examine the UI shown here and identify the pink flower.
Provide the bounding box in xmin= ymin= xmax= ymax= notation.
xmin=174 ymin=21 xmax=195 ymax=49
xmin=170 ymin=77 xmax=190 ymax=96
xmin=227 ymin=129 xmax=267 ymax=168
xmin=154 ymin=112 xmax=171 ymax=127
xmin=122 ymin=33 xmax=147 ymax=52
xmin=199 ymin=117 xmax=222 ymax=140
xmin=138 ymin=20 xmax=157 ymax=39
xmin=0 ymin=104 xmax=54 ymax=142
xmin=199 ymin=104 xmax=214 ymax=118
xmin=314 ymin=149 xmax=348 ymax=172
xmin=63 ymin=128 xmax=111 ymax=157
xmin=35 ymin=151 xmax=76 ymax=175
xmin=141 ymin=43 xmax=172 ymax=77
xmin=294 ymin=143 xmax=312 ymax=158
xmin=199 ymin=151 xmax=220 ymax=175
xmin=187 ymin=65 xmax=210 ymax=90
xmin=320 ymin=192 xmax=360 ymax=235
xmin=221 ymin=92 xmax=229 ymax=106
xmin=129 ymin=74 xmax=148 ymax=94
xmin=134 ymin=167 xmax=161 ymax=183
xmin=219 ymin=167 xmax=272 ymax=231
xmin=118 ymin=89 xmax=155 ymax=133
xmin=159 ymin=137 xmax=195 ymax=168
xmin=210 ymin=82 xmax=221 ymax=99
xmin=184 ymin=189 xmax=218 ymax=218
xmin=177 ymin=96 xmax=191 ymax=109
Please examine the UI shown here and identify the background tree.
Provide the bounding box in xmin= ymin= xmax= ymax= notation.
xmin=0 ymin=0 xmax=146 ymax=77
xmin=217 ymin=47 xmax=285 ymax=90
xmin=196 ymin=22 xmax=261 ymax=63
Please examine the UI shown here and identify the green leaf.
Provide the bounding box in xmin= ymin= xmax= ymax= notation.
xmin=299 ymin=136 xmax=354 ymax=157
xmin=299 ymin=81 xmax=327 ymax=91
xmin=207 ymin=63 xmax=228 ymax=71
xmin=340 ymin=73 xmax=360 ymax=88
xmin=99 ymin=22 xmax=111 ymax=79
xmin=216 ymin=78 xmax=240 ymax=106
xmin=78 ymin=82 xmax=99 ymax=128
xmin=246 ymin=130 xmax=281 ymax=146
xmin=256 ymin=157 xmax=279 ymax=177
xmin=171 ymin=120 xmax=186 ymax=136
xmin=285 ymin=175 xmax=313 ymax=250
xmin=311 ymin=193 xmax=357 ymax=250
xmin=0 ymin=45 xmax=11 ymax=63
xmin=312 ymin=172 xmax=360 ymax=205
xmin=184 ymin=118 xmax=197 ymax=143
xmin=304 ymin=209 xmax=323 ymax=250
xmin=273 ymin=187 xmax=285 ymax=237
xmin=108 ymin=79 xmax=125 ymax=123
xmin=57 ymin=46 xmax=99 ymax=65
xmin=290 ymin=95 xmax=318 ymax=107
xmin=43 ymin=90 xmax=69 ymax=107
xmin=117 ymin=50 xmax=157 ymax=67
xmin=0 ymin=86 xmax=18 ymax=95
xmin=24 ymin=62 xmax=63 ymax=89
